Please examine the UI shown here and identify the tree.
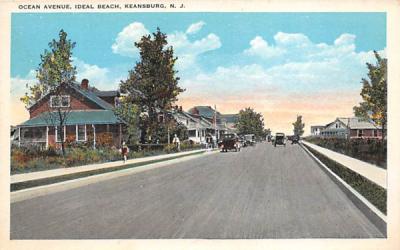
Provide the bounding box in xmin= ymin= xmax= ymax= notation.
xmin=120 ymin=28 xmax=184 ymax=143
xmin=20 ymin=29 xmax=77 ymax=155
xmin=353 ymin=51 xmax=387 ymax=145
xmin=292 ymin=115 xmax=305 ymax=137
xmin=114 ymin=98 xmax=140 ymax=144
xmin=235 ymin=107 xmax=265 ymax=138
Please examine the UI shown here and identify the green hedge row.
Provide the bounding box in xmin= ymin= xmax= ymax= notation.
xmin=304 ymin=144 xmax=386 ymax=214
xmin=304 ymin=137 xmax=386 ymax=168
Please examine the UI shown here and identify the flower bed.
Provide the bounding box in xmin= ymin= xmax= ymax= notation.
xmin=10 ymin=141 xmax=204 ymax=174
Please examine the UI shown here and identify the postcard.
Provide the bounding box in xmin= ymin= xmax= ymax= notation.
xmin=1 ymin=0 xmax=400 ymax=249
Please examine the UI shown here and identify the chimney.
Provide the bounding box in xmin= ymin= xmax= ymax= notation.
xmin=81 ymin=79 xmax=89 ymax=90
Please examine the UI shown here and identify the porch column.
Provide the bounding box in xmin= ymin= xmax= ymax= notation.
xmin=75 ymin=125 xmax=78 ymax=142
xmin=46 ymin=126 xmax=49 ymax=149
xmin=92 ymin=124 xmax=96 ymax=149
xmin=18 ymin=127 xmax=21 ymax=147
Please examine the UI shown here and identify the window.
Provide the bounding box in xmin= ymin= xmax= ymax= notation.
xmin=357 ymin=129 xmax=363 ymax=137
xmin=76 ymin=125 xmax=87 ymax=141
xmin=188 ymin=130 xmax=196 ymax=137
xmin=373 ymin=130 xmax=378 ymax=137
xmin=55 ymin=126 xmax=66 ymax=142
xmin=50 ymin=95 xmax=70 ymax=108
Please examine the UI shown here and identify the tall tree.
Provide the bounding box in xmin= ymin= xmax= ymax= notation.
xmin=114 ymin=99 xmax=140 ymax=144
xmin=235 ymin=107 xmax=265 ymax=138
xmin=292 ymin=115 xmax=305 ymax=136
xmin=353 ymin=51 xmax=387 ymax=145
xmin=21 ymin=29 xmax=76 ymax=106
xmin=120 ymin=28 xmax=184 ymax=143
xmin=20 ymin=29 xmax=77 ymax=155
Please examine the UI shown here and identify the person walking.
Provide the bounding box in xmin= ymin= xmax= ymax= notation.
xmin=121 ymin=141 xmax=129 ymax=163
xmin=172 ymin=134 xmax=180 ymax=151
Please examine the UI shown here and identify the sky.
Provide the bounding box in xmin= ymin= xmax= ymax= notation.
xmin=10 ymin=13 xmax=386 ymax=134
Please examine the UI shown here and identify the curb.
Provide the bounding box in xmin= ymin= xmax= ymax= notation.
xmin=299 ymin=142 xmax=387 ymax=236
xmin=11 ymin=150 xmax=219 ymax=203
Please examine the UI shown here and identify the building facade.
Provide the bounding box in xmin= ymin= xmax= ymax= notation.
xmin=17 ymin=79 xmax=126 ymax=149
xmin=318 ymin=117 xmax=383 ymax=139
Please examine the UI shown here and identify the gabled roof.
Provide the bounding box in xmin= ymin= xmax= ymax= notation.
xmin=188 ymin=106 xmax=222 ymax=119
xmin=70 ymin=83 xmax=114 ymax=110
xmin=311 ymin=125 xmax=326 ymax=129
xmin=93 ymin=90 xmax=120 ymax=97
xmin=19 ymin=110 xmax=123 ymax=127
xmin=221 ymin=114 xmax=239 ymax=123
xmin=337 ymin=117 xmax=381 ymax=130
xmin=27 ymin=82 xmax=115 ymax=111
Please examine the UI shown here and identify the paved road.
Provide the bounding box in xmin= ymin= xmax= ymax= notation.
xmin=11 ymin=142 xmax=383 ymax=239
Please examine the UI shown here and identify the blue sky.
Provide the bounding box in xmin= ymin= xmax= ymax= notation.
xmin=11 ymin=12 xmax=386 ymax=133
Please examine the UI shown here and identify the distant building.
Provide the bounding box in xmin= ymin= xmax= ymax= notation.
xmin=310 ymin=125 xmax=325 ymax=136
xmin=318 ymin=117 xmax=383 ymax=139
xmin=187 ymin=106 xmax=238 ymax=142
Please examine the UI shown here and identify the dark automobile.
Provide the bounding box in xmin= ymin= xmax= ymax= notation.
xmin=291 ymin=135 xmax=300 ymax=144
xmin=274 ymin=133 xmax=286 ymax=147
xmin=218 ymin=133 xmax=241 ymax=152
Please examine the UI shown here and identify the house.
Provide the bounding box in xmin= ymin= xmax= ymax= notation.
xmin=170 ymin=107 xmax=223 ymax=144
xmin=310 ymin=125 xmax=325 ymax=136
xmin=17 ymin=79 xmax=126 ymax=149
xmin=187 ymin=106 xmax=235 ymax=141
xmin=220 ymin=114 xmax=239 ymax=132
xmin=320 ymin=117 xmax=383 ymax=139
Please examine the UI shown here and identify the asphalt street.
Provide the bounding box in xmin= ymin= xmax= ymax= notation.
xmin=11 ymin=142 xmax=384 ymax=239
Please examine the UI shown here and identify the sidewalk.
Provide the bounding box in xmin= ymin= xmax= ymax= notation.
xmin=11 ymin=149 xmax=207 ymax=184
xmin=302 ymin=141 xmax=386 ymax=188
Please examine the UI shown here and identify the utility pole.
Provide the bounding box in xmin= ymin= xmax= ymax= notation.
xmin=167 ymin=112 xmax=170 ymax=145
xmin=214 ymin=104 xmax=217 ymax=142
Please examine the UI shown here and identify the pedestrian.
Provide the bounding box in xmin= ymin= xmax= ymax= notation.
xmin=172 ymin=134 xmax=180 ymax=151
xmin=121 ymin=141 xmax=129 ymax=163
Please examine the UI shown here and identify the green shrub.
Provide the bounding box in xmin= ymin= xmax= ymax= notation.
xmin=163 ymin=143 xmax=178 ymax=154
xmin=304 ymin=137 xmax=386 ymax=168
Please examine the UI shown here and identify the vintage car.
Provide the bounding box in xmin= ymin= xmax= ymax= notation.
xmin=218 ymin=133 xmax=241 ymax=152
xmin=274 ymin=133 xmax=286 ymax=147
xmin=291 ymin=135 xmax=300 ymax=144
xmin=244 ymin=134 xmax=256 ymax=146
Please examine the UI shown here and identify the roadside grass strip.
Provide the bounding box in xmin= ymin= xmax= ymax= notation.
xmin=303 ymin=144 xmax=386 ymax=214
xmin=11 ymin=151 xmax=205 ymax=192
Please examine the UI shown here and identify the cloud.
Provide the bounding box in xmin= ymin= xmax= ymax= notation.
xmin=244 ymin=32 xmax=364 ymax=64
xmin=111 ymin=21 xmax=221 ymax=71
xmin=244 ymin=36 xmax=285 ymax=59
xmin=274 ymin=32 xmax=311 ymax=47
xmin=111 ymin=22 xmax=149 ymax=57
xmin=73 ymin=57 xmax=133 ymax=91
xmin=168 ymin=32 xmax=221 ymax=70
xmin=10 ymin=70 xmax=37 ymax=125
xmin=186 ymin=21 xmax=205 ymax=34
xmin=334 ymin=33 xmax=356 ymax=46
